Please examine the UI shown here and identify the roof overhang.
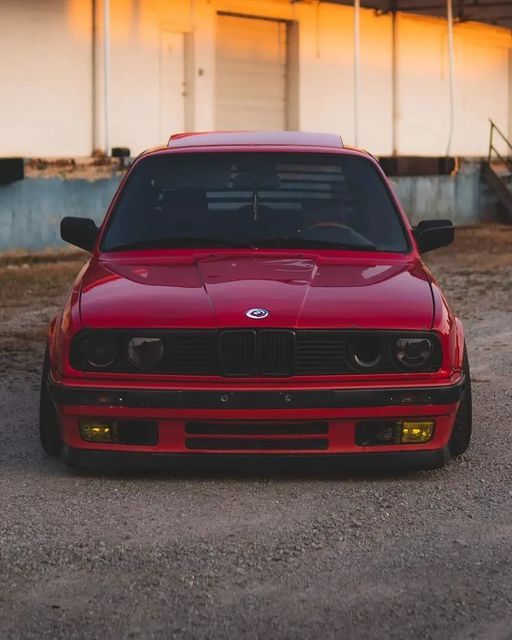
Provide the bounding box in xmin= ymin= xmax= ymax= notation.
xmin=322 ymin=0 xmax=512 ymax=29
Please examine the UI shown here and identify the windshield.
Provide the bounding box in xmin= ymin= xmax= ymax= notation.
xmin=101 ymin=152 xmax=410 ymax=253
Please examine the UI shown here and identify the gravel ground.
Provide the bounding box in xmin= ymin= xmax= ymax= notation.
xmin=1 ymin=225 xmax=512 ymax=640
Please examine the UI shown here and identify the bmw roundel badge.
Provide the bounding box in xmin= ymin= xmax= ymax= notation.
xmin=246 ymin=308 xmax=269 ymax=319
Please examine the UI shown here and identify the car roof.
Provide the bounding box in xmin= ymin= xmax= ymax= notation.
xmin=167 ymin=131 xmax=344 ymax=149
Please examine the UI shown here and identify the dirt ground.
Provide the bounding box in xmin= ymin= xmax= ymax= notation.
xmin=1 ymin=225 xmax=512 ymax=639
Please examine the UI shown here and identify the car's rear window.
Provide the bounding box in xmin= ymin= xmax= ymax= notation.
xmin=101 ymin=152 xmax=410 ymax=252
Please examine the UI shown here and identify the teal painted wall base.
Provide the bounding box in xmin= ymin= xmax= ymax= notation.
xmin=391 ymin=161 xmax=493 ymax=225
xmin=0 ymin=177 xmax=121 ymax=252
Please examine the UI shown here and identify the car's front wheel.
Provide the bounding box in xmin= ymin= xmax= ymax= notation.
xmin=448 ymin=346 xmax=472 ymax=458
xmin=39 ymin=346 xmax=63 ymax=457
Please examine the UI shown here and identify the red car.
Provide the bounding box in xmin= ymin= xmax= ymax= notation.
xmin=40 ymin=131 xmax=472 ymax=471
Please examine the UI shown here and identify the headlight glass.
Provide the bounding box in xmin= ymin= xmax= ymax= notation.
xmin=127 ymin=337 xmax=164 ymax=370
xmin=348 ymin=336 xmax=383 ymax=371
xmin=393 ymin=337 xmax=432 ymax=369
xmin=83 ymin=336 xmax=119 ymax=368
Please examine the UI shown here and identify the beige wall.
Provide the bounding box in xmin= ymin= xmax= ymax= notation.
xmin=1 ymin=0 xmax=511 ymax=158
xmin=0 ymin=0 xmax=93 ymax=157
xmin=395 ymin=14 xmax=511 ymax=156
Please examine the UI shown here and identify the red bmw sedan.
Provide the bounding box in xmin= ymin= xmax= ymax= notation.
xmin=40 ymin=132 xmax=471 ymax=471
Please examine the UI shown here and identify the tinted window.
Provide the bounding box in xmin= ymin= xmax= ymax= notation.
xmin=101 ymin=153 xmax=409 ymax=252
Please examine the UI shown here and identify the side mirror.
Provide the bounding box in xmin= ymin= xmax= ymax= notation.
xmin=413 ymin=219 xmax=454 ymax=253
xmin=60 ymin=217 xmax=99 ymax=252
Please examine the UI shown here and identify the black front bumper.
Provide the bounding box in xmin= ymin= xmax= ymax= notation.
xmin=50 ymin=378 xmax=464 ymax=410
xmin=63 ymin=446 xmax=449 ymax=472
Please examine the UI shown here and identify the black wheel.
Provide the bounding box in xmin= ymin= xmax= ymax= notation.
xmin=448 ymin=346 xmax=472 ymax=457
xmin=39 ymin=346 xmax=63 ymax=457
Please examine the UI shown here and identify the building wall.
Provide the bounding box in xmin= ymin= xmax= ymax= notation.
xmin=395 ymin=14 xmax=511 ymax=156
xmin=0 ymin=0 xmax=93 ymax=157
xmin=0 ymin=0 xmax=511 ymax=158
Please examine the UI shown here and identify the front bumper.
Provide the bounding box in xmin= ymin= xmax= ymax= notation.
xmin=50 ymin=379 xmax=463 ymax=410
xmin=50 ymin=377 xmax=464 ymax=465
xmin=63 ymin=448 xmax=449 ymax=472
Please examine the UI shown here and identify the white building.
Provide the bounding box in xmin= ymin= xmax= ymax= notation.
xmin=1 ymin=0 xmax=512 ymax=158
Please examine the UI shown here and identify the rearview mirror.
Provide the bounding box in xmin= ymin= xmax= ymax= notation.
xmin=413 ymin=219 xmax=454 ymax=253
xmin=61 ymin=217 xmax=99 ymax=252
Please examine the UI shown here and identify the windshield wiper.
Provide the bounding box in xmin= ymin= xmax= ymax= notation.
xmin=106 ymin=237 xmax=252 ymax=251
xmin=250 ymin=237 xmax=378 ymax=251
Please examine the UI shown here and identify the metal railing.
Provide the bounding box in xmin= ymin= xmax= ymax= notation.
xmin=488 ymin=119 xmax=512 ymax=174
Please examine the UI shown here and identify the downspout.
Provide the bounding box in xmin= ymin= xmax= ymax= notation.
xmin=391 ymin=3 xmax=398 ymax=156
xmin=91 ymin=0 xmax=97 ymax=154
xmin=103 ymin=0 xmax=111 ymax=156
xmin=353 ymin=0 xmax=360 ymax=147
xmin=446 ymin=0 xmax=455 ymax=156
xmin=187 ymin=0 xmax=196 ymax=132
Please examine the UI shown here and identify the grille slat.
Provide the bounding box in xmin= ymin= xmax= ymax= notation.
xmin=295 ymin=333 xmax=347 ymax=375
xmin=162 ymin=331 xmax=219 ymax=374
xmin=258 ymin=330 xmax=296 ymax=376
xmin=220 ymin=331 xmax=256 ymax=376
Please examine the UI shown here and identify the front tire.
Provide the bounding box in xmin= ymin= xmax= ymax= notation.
xmin=39 ymin=347 xmax=63 ymax=457
xmin=448 ymin=347 xmax=472 ymax=457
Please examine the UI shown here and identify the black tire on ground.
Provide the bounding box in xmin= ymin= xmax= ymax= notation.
xmin=39 ymin=346 xmax=63 ymax=457
xmin=448 ymin=347 xmax=472 ymax=458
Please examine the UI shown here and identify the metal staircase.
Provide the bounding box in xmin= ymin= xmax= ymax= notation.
xmin=482 ymin=120 xmax=512 ymax=223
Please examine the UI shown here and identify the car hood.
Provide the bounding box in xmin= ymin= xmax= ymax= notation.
xmin=79 ymin=252 xmax=434 ymax=330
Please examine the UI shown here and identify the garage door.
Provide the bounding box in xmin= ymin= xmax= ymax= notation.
xmin=215 ymin=14 xmax=288 ymax=131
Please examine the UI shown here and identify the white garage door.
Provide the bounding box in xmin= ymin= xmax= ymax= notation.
xmin=215 ymin=14 xmax=288 ymax=131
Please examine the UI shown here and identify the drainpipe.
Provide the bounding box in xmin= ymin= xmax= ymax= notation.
xmin=103 ymin=0 xmax=111 ymax=156
xmin=391 ymin=3 xmax=398 ymax=156
xmin=353 ymin=0 xmax=360 ymax=147
xmin=92 ymin=0 xmax=97 ymax=154
xmin=446 ymin=0 xmax=455 ymax=157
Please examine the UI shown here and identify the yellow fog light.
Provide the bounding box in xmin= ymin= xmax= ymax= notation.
xmin=80 ymin=421 xmax=112 ymax=443
xmin=400 ymin=421 xmax=434 ymax=444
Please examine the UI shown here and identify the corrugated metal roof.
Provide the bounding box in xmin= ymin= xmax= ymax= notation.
xmin=324 ymin=1 xmax=512 ymax=29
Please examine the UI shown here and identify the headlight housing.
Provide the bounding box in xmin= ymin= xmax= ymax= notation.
xmin=127 ymin=337 xmax=164 ymax=370
xmin=82 ymin=336 xmax=120 ymax=368
xmin=392 ymin=337 xmax=433 ymax=369
xmin=347 ymin=334 xmax=439 ymax=373
xmin=347 ymin=336 xmax=383 ymax=372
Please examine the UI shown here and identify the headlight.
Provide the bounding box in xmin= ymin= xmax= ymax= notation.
xmin=347 ymin=336 xmax=383 ymax=371
xmin=83 ymin=336 xmax=119 ymax=368
xmin=392 ymin=337 xmax=432 ymax=369
xmin=127 ymin=337 xmax=164 ymax=370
